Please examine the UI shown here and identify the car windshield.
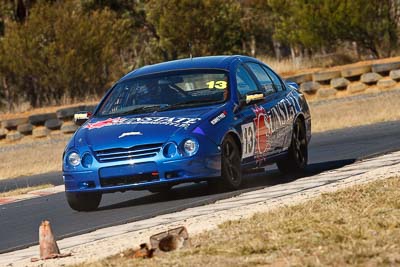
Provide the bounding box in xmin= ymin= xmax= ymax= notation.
xmin=96 ymin=70 xmax=229 ymax=117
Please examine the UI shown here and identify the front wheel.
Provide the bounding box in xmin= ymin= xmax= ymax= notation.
xmin=219 ymin=135 xmax=243 ymax=190
xmin=65 ymin=192 xmax=102 ymax=212
xmin=277 ymin=119 xmax=308 ymax=174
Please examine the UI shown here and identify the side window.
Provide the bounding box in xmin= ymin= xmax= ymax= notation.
xmin=262 ymin=66 xmax=285 ymax=92
xmin=246 ymin=63 xmax=276 ymax=95
xmin=236 ymin=65 xmax=258 ymax=97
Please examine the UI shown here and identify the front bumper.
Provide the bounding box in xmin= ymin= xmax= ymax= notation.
xmin=63 ymin=154 xmax=221 ymax=193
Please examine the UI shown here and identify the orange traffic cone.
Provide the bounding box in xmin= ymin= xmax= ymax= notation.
xmin=31 ymin=220 xmax=71 ymax=262
xmin=39 ymin=220 xmax=60 ymax=259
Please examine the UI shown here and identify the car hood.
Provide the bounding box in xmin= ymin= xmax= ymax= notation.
xmin=74 ymin=105 xmax=222 ymax=151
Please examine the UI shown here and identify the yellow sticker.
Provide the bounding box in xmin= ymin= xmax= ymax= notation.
xmin=246 ymin=93 xmax=264 ymax=103
xmin=206 ymin=81 xmax=227 ymax=89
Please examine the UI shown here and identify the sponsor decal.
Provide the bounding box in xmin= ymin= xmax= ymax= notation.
xmin=84 ymin=116 xmax=201 ymax=130
xmin=241 ymin=94 xmax=299 ymax=162
xmin=246 ymin=93 xmax=264 ymax=104
xmin=210 ymin=111 xmax=227 ymax=125
xmin=85 ymin=117 xmax=126 ymax=130
xmin=74 ymin=112 xmax=91 ymax=121
xmin=192 ymin=127 xmax=205 ymax=135
xmin=118 ymin=132 xmax=143 ymax=138
xmin=252 ymin=105 xmax=272 ymax=162
xmin=206 ymin=80 xmax=227 ymax=89
xmin=241 ymin=122 xmax=255 ymax=159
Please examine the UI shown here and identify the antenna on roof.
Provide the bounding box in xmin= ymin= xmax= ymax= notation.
xmin=188 ymin=42 xmax=193 ymax=59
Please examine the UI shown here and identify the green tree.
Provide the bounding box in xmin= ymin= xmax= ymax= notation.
xmin=0 ymin=0 xmax=133 ymax=109
xmin=146 ymin=0 xmax=243 ymax=60
xmin=269 ymin=0 xmax=400 ymax=59
xmin=269 ymin=0 xmax=339 ymax=58
xmin=240 ymin=0 xmax=275 ymax=57
xmin=335 ymin=0 xmax=399 ymax=58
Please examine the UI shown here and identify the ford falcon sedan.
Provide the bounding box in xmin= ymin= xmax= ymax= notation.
xmin=63 ymin=55 xmax=311 ymax=211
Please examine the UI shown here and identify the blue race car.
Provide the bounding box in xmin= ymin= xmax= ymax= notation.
xmin=63 ymin=55 xmax=311 ymax=211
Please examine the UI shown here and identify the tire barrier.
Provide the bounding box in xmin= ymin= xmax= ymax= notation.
xmin=283 ymin=58 xmax=400 ymax=99
xmin=0 ymin=105 xmax=96 ymax=142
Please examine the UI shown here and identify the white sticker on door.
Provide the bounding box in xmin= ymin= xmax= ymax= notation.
xmin=241 ymin=122 xmax=255 ymax=159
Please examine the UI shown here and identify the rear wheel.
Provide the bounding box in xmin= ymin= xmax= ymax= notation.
xmin=65 ymin=192 xmax=102 ymax=212
xmin=277 ymin=119 xmax=308 ymax=174
xmin=219 ymin=135 xmax=243 ymax=190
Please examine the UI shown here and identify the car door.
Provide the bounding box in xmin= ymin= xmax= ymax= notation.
xmin=262 ymin=65 xmax=298 ymax=151
xmin=245 ymin=62 xmax=286 ymax=154
xmin=234 ymin=63 xmax=280 ymax=167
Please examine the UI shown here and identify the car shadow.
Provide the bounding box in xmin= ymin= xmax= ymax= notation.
xmin=96 ymin=158 xmax=356 ymax=212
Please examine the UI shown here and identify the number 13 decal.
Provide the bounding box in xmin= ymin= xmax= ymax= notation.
xmin=241 ymin=122 xmax=255 ymax=159
xmin=206 ymin=81 xmax=227 ymax=89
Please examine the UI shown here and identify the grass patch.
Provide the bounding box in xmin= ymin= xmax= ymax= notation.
xmin=79 ymin=177 xmax=400 ymax=267
xmin=310 ymin=91 xmax=400 ymax=132
xmin=0 ymin=184 xmax=53 ymax=198
xmin=0 ymin=137 xmax=68 ymax=180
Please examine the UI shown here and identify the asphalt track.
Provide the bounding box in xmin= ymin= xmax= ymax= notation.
xmin=1 ymin=120 xmax=400 ymax=254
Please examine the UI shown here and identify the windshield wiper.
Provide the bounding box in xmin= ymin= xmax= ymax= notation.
xmin=160 ymin=99 xmax=219 ymax=111
xmin=116 ymin=105 xmax=164 ymax=116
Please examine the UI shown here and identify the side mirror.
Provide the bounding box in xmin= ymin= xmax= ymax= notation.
xmin=245 ymin=92 xmax=265 ymax=104
xmin=234 ymin=91 xmax=265 ymax=113
xmin=74 ymin=111 xmax=91 ymax=126
xmin=286 ymin=81 xmax=299 ymax=91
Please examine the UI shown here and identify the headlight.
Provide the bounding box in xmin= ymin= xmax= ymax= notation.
xmin=163 ymin=142 xmax=178 ymax=158
xmin=67 ymin=152 xmax=81 ymax=167
xmin=183 ymin=138 xmax=199 ymax=156
xmin=81 ymin=153 xmax=93 ymax=168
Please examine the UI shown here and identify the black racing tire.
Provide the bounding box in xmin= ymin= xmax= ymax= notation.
xmin=148 ymin=185 xmax=172 ymax=194
xmin=29 ymin=113 xmax=57 ymax=126
xmin=65 ymin=192 xmax=102 ymax=212
xmin=277 ymin=119 xmax=308 ymax=174
xmin=17 ymin=123 xmax=33 ymax=135
xmin=219 ymin=135 xmax=243 ymax=190
xmin=56 ymin=107 xmax=82 ymax=119
xmin=2 ymin=118 xmax=29 ymax=130
xmin=45 ymin=118 xmax=63 ymax=130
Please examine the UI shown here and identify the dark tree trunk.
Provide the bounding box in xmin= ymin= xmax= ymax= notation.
xmin=273 ymin=40 xmax=282 ymax=61
xmin=15 ymin=0 xmax=27 ymax=22
xmin=250 ymin=35 xmax=256 ymax=57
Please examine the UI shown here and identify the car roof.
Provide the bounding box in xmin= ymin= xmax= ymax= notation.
xmin=119 ymin=55 xmax=258 ymax=82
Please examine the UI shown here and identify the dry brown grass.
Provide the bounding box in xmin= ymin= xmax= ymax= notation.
xmin=0 ymin=184 xmax=53 ymax=197
xmin=0 ymin=101 xmax=98 ymax=120
xmin=310 ymin=90 xmax=400 ymax=132
xmin=79 ymin=177 xmax=400 ymax=267
xmin=260 ymin=55 xmax=400 ymax=77
xmin=0 ymin=135 xmax=69 ymax=180
xmin=259 ymin=55 xmax=322 ymax=76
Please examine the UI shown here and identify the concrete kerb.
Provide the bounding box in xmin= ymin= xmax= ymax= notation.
xmin=2 ymin=150 xmax=400 ymax=267
xmin=0 ymin=185 xmax=65 ymax=205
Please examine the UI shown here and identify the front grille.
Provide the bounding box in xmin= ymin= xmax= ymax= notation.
xmin=100 ymin=173 xmax=159 ymax=187
xmin=95 ymin=143 xmax=162 ymax=163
